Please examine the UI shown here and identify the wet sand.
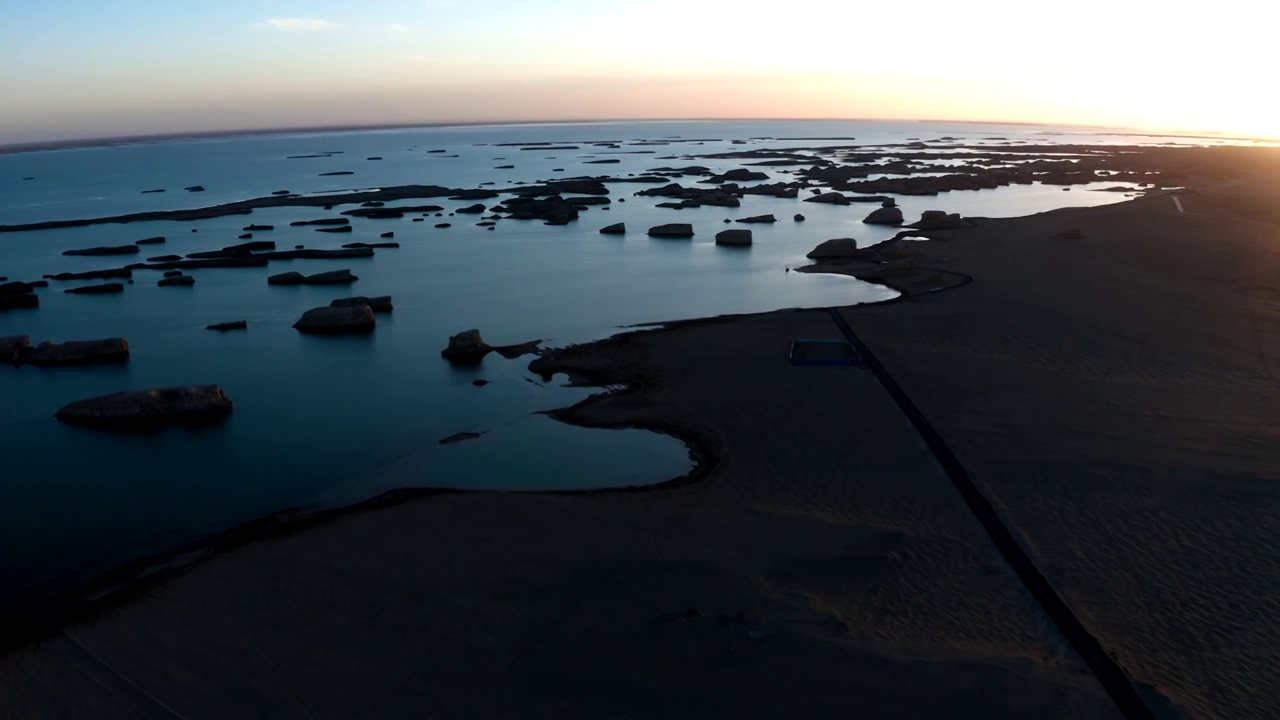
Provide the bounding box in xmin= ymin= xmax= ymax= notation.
xmin=4 ymin=146 xmax=1280 ymax=718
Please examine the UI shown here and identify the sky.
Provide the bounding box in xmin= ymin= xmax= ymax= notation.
xmin=2 ymin=0 xmax=1277 ymax=145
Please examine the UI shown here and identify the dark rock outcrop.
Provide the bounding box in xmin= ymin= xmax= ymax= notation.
xmin=0 ymin=335 xmax=32 ymax=363
xmin=305 ymin=269 xmax=358 ymax=285
xmin=63 ymin=245 xmax=140 ymax=257
xmin=244 ymin=224 xmax=274 ymax=231
xmin=25 ymin=338 xmax=129 ymax=366
xmin=794 ymin=214 xmax=805 ymax=221
xmin=342 ymin=242 xmax=399 ymax=249
xmin=456 ymin=203 xmax=487 ymax=214
xmin=648 ymin=223 xmax=694 ymax=238
xmin=441 ymin=329 xmax=491 ymax=364
xmin=207 ymin=321 xmax=247 ymax=331
xmin=600 ymin=222 xmax=626 ymax=235
xmin=293 ymin=305 xmax=376 ymax=334
xmin=735 ymin=214 xmax=776 ymax=224
xmin=45 ymin=268 xmax=132 ymax=281
xmin=330 ymin=295 xmax=393 ymax=313
xmin=317 ymin=225 xmax=353 ymax=233
xmin=804 ymin=192 xmax=852 ymax=205
xmin=158 ymin=275 xmax=195 ymax=287
xmin=716 ymin=229 xmax=753 ymax=246
xmin=909 ymin=210 xmax=969 ymax=230
xmin=1 ymin=294 xmax=40 ymax=311
xmin=268 ymin=272 xmax=305 ymax=285
xmin=65 ymin=283 xmax=125 ymax=294
xmin=863 ymin=206 xmax=905 ymax=224
xmin=186 ymin=240 xmax=275 ymax=258
xmin=806 ymin=238 xmax=860 ymax=259
xmin=0 ymin=281 xmax=36 ymax=295
xmin=135 ymin=236 xmax=166 ymax=245
xmin=55 ymin=385 xmax=233 ymax=428
xmin=290 ymin=218 xmax=350 ymax=227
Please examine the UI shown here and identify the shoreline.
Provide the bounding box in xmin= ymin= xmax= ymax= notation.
xmin=0 ymin=191 xmax=1117 ymax=658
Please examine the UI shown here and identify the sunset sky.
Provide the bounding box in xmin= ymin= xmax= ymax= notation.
xmin=3 ymin=0 xmax=1275 ymax=145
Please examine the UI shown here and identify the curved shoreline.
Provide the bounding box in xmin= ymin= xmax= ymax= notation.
xmin=0 ymin=200 xmax=1057 ymax=658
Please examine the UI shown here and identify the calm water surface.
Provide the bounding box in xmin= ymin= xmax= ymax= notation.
xmin=0 ymin=120 xmax=1175 ymax=605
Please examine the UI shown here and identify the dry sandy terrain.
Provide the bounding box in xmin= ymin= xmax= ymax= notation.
xmin=0 ymin=309 xmax=1116 ymax=718
xmin=5 ymin=146 xmax=1280 ymax=719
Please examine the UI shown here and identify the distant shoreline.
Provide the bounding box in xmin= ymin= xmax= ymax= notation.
xmin=3 ymin=117 xmax=1274 ymax=157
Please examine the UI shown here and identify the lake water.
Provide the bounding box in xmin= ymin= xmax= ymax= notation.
xmin=0 ymin=119 xmax=1199 ymax=611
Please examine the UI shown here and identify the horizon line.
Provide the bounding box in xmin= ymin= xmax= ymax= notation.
xmin=2 ymin=116 xmax=1274 ymax=156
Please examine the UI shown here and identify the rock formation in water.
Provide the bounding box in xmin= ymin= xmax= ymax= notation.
xmin=648 ymin=223 xmax=695 ymax=238
xmin=806 ymin=238 xmax=860 ymax=259
xmin=330 ymin=295 xmax=393 ymax=313
xmin=863 ymin=206 xmax=905 ymax=224
xmin=293 ymin=305 xmax=376 ymax=334
xmin=65 ymin=283 xmax=124 ymax=294
xmin=62 ymin=245 xmax=141 ymax=257
xmin=24 ymin=338 xmax=130 ymax=366
xmin=716 ymin=229 xmax=753 ymax=246
xmin=55 ymin=385 xmax=233 ymax=428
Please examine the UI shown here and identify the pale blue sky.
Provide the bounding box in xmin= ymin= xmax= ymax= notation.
xmin=2 ymin=0 xmax=1276 ymax=144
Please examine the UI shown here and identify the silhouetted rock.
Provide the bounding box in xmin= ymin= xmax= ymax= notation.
xmin=148 ymin=255 xmax=182 ymax=262
xmin=163 ymin=270 xmax=184 ymax=277
xmin=456 ymin=203 xmax=487 ymax=214
xmin=63 ymin=245 xmax=140 ymax=257
xmin=342 ymin=242 xmax=399 ymax=249
xmin=268 ymin=272 xmax=305 ymax=285
xmin=55 ymin=385 xmax=233 ymax=428
xmin=806 ymin=238 xmax=860 ymax=259
xmin=600 ymin=223 xmax=626 ymax=235
xmin=207 ymin=321 xmax=247 ymax=331
xmin=648 ymin=223 xmax=694 ymax=238
xmin=135 ymin=236 xmax=166 ymax=245
xmin=863 ymin=206 xmax=904 ymax=224
xmin=25 ymin=338 xmax=129 ymax=366
xmin=0 ymin=335 xmax=32 ymax=363
xmin=301 ymin=269 xmax=358 ymax=285
xmin=380 ymin=231 xmax=394 ymax=238
xmin=330 ymin=295 xmax=393 ymax=313
xmin=158 ymin=275 xmax=195 ymax=286
xmin=186 ymin=240 xmax=276 ymax=259
xmin=293 ymin=305 xmax=376 ymax=334
xmin=244 ymin=224 xmax=274 ymax=231
xmin=65 ymin=283 xmax=124 ymax=294
xmin=735 ymin=214 xmax=776 ymax=224
xmin=804 ymin=192 xmax=852 ymax=205
xmin=317 ymin=225 xmax=353 ymax=233
xmin=0 ymin=281 xmax=35 ymax=295
xmin=290 ymin=218 xmax=349 ymax=227
xmin=45 ymin=268 xmax=132 ymax=281
xmin=794 ymin=214 xmax=805 ymax=221
xmin=135 ymin=257 xmax=268 ymax=270
xmin=716 ymin=229 xmax=753 ymax=246
xmin=435 ymin=223 xmax=451 ymax=228
xmin=319 ymin=171 xmax=354 ymax=176
xmin=184 ymin=185 xmax=205 ymax=192
xmin=909 ymin=210 xmax=969 ymax=230
xmin=441 ymin=329 xmax=491 ymax=363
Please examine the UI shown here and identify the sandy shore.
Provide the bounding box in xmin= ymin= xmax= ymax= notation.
xmin=5 ymin=146 xmax=1280 ymax=718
